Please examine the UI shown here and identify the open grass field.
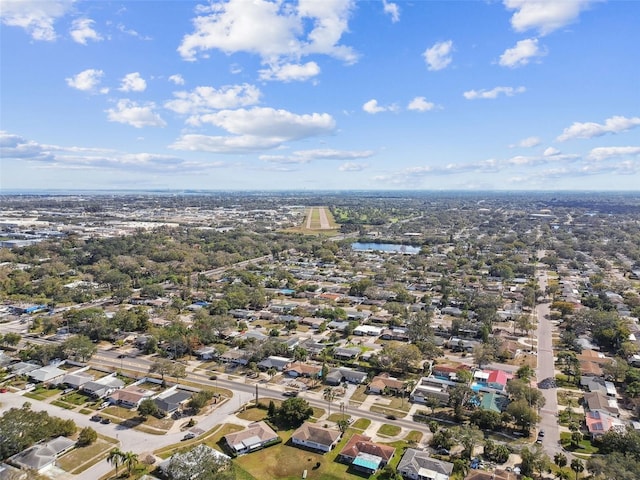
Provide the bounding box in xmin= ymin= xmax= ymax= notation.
xmin=24 ymin=386 xmax=64 ymax=400
xmin=377 ymin=424 xmax=401 ymax=437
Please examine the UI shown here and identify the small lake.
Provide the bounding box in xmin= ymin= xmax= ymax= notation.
xmin=351 ymin=242 xmax=421 ymax=254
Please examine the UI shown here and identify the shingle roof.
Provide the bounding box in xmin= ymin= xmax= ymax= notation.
xmin=291 ymin=423 xmax=341 ymax=447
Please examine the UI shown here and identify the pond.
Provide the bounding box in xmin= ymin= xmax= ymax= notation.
xmin=351 ymin=242 xmax=421 ymax=254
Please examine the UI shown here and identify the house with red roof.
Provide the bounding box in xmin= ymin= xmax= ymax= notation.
xmin=338 ymin=434 xmax=395 ymax=475
xmin=487 ymin=369 xmax=512 ymax=391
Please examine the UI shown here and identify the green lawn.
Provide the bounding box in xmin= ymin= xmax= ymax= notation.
xmin=237 ymin=406 xmax=269 ymax=422
xmin=560 ymin=432 xmax=599 ymax=454
xmin=404 ymin=430 xmax=423 ymax=443
xmin=351 ymin=418 xmax=371 ymax=430
xmin=377 ymin=424 xmax=401 ymax=437
xmin=61 ymin=391 xmax=93 ymax=406
xmin=24 ymin=386 xmax=63 ymax=400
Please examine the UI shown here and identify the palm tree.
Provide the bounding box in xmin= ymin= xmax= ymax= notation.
xmin=570 ymin=458 xmax=584 ymax=480
xmin=123 ymin=451 xmax=138 ymax=475
xmin=107 ymin=448 xmax=124 ymax=476
xmin=323 ymin=387 xmax=336 ymax=416
xmin=554 ymin=452 xmax=567 ymax=469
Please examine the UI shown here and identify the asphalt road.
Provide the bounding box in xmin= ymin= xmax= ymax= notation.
xmin=535 ymin=263 xmax=562 ymax=457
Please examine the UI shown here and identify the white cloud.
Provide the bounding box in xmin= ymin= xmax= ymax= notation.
xmin=117 ymin=23 xmax=152 ymax=40
xmin=543 ymin=146 xmax=561 ymax=156
xmin=510 ymin=136 xmax=541 ymax=148
xmin=118 ymin=72 xmax=147 ymax=92
xmin=407 ymin=97 xmax=435 ymax=112
xmin=423 ymin=40 xmax=453 ymax=71
xmin=165 ymin=84 xmax=261 ymax=115
xmin=504 ymin=0 xmax=598 ymax=35
xmin=587 ymin=146 xmax=640 ymax=161
xmin=66 ymin=69 xmax=107 ymax=93
xmin=171 ymin=107 xmax=335 ymax=153
xmin=0 ymin=131 xmax=54 ymax=161
xmin=557 ymin=115 xmax=640 ymax=141
xmin=70 ymin=18 xmax=103 ymax=45
xmin=363 ymin=99 xmax=398 ymax=114
xmin=0 ymin=0 xmax=72 ymax=41
xmin=1 ymin=130 xmax=217 ymax=173
xmin=463 ymin=86 xmax=526 ymax=100
xmin=339 ymin=161 xmax=368 ymax=171
xmin=106 ymin=100 xmax=166 ymax=128
xmin=169 ymin=74 xmax=185 ymax=85
xmin=499 ymin=38 xmax=546 ymax=68
xmin=382 ymin=0 xmax=400 ymax=23
xmin=259 ymin=61 xmax=320 ymax=82
xmin=260 ymin=148 xmax=373 ymax=164
xmin=178 ymin=0 xmax=357 ymax=71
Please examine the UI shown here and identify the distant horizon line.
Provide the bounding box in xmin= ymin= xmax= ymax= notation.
xmin=2 ymin=188 xmax=639 ymax=195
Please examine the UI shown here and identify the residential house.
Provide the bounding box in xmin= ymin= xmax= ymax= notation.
xmin=219 ymin=349 xmax=250 ymax=366
xmin=154 ymin=389 xmax=193 ymax=416
xmin=338 ymin=434 xmax=395 ymax=475
xmin=194 ymin=346 xmax=218 ymax=361
xmin=325 ymin=367 xmax=367 ymax=386
xmin=285 ymin=362 xmax=322 ymax=378
xmin=410 ymin=377 xmax=455 ymax=405
xmin=486 ymin=370 xmax=512 ymax=391
xmin=585 ymin=410 xmax=625 ymax=439
xmin=62 ymin=371 xmax=94 ymax=389
xmin=381 ymin=328 xmax=410 ymax=342
xmin=109 ymin=385 xmax=155 ymax=409
xmin=291 ymin=422 xmax=341 ymax=453
xmin=334 ymin=347 xmax=361 ymax=361
xmin=29 ymin=365 xmax=66 ymax=385
xmin=8 ymin=361 xmax=40 ymax=376
xmin=353 ymin=325 xmax=383 ymax=336
xmin=257 ymin=356 xmax=291 ymax=371
xmin=8 ymin=436 xmax=75 ymax=473
xmin=82 ymin=375 xmax=125 ymax=398
xmin=223 ymin=421 xmax=280 ymax=455
xmin=397 ymin=448 xmax=454 ymax=480
xmin=479 ymin=392 xmax=509 ymax=413
xmin=367 ymin=374 xmax=405 ymax=395
xmin=0 ymin=463 xmax=27 ymax=480
xmin=584 ymin=391 xmax=619 ymax=416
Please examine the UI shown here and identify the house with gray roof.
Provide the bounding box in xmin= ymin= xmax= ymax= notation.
xmin=8 ymin=361 xmax=40 ymax=376
xmin=325 ymin=367 xmax=367 ymax=386
xmin=154 ymin=389 xmax=193 ymax=415
xmin=397 ymin=449 xmax=453 ymax=480
xmin=62 ymin=371 xmax=94 ymax=389
xmin=29 ymin=365 xmax=66 ymax=384
xmin=82 ymin=374 xmax=125 ymax=398
xmin=8 ymin=436 xmax=75 ymax=473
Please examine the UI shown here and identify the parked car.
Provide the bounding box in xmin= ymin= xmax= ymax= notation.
xmin=385 ymin=414 xmax=397 ymax=420
xmin=436 ymin=448 xmax=450 ymax=455
xmin=538 ymin=430 xmax=545 ymax=437
xmin=182 ymin=433 xmax=196 ymax=441
xmin=90 ymin=415 xmax=102 ymax=422
xmin=101 ymin=417 xmax=111 ymax=424
xmin=283 ymin=391 xmax=298 ymax=397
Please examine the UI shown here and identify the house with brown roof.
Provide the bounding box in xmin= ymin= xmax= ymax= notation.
xmin=223 ymin=421 xmax=280 ymax=455
xmin=584 ymin=391 xmax=619 ymax=416
xmin=285 ymin=362 xmax=322 ymax=378
xmin=109 ymin=385 xmax=155 ymax=409
xmin=338 ymin=434 xmax=395 ymax=475
xmin=367 ymin=373 xmax=405 ymax=395
xmin=291 ymin=422 xmax=341 ymax=453
xmin=465 ymin=469 xmax=518 ymax=480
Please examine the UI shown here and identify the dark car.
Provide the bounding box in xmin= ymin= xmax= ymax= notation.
xmin=437 ymin=448 xmax=450 ymax=455
xmin=538 ymin=430 xmax=545 ymax=437
xmin=283 ymin=391 xmax=298 ymax=397
xmin=182 ymin=433 xmax=196 ymax=441
xmin=90 ymin=415 xmax=102 ymax=422
xmin=385 ymin=414 xmax=397 ymax=420
xmin=101 ymin=417 xmax=111 ymax=424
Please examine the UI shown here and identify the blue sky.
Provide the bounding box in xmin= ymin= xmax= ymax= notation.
xmin=1 ymin=0 xmax=639 ymax=191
